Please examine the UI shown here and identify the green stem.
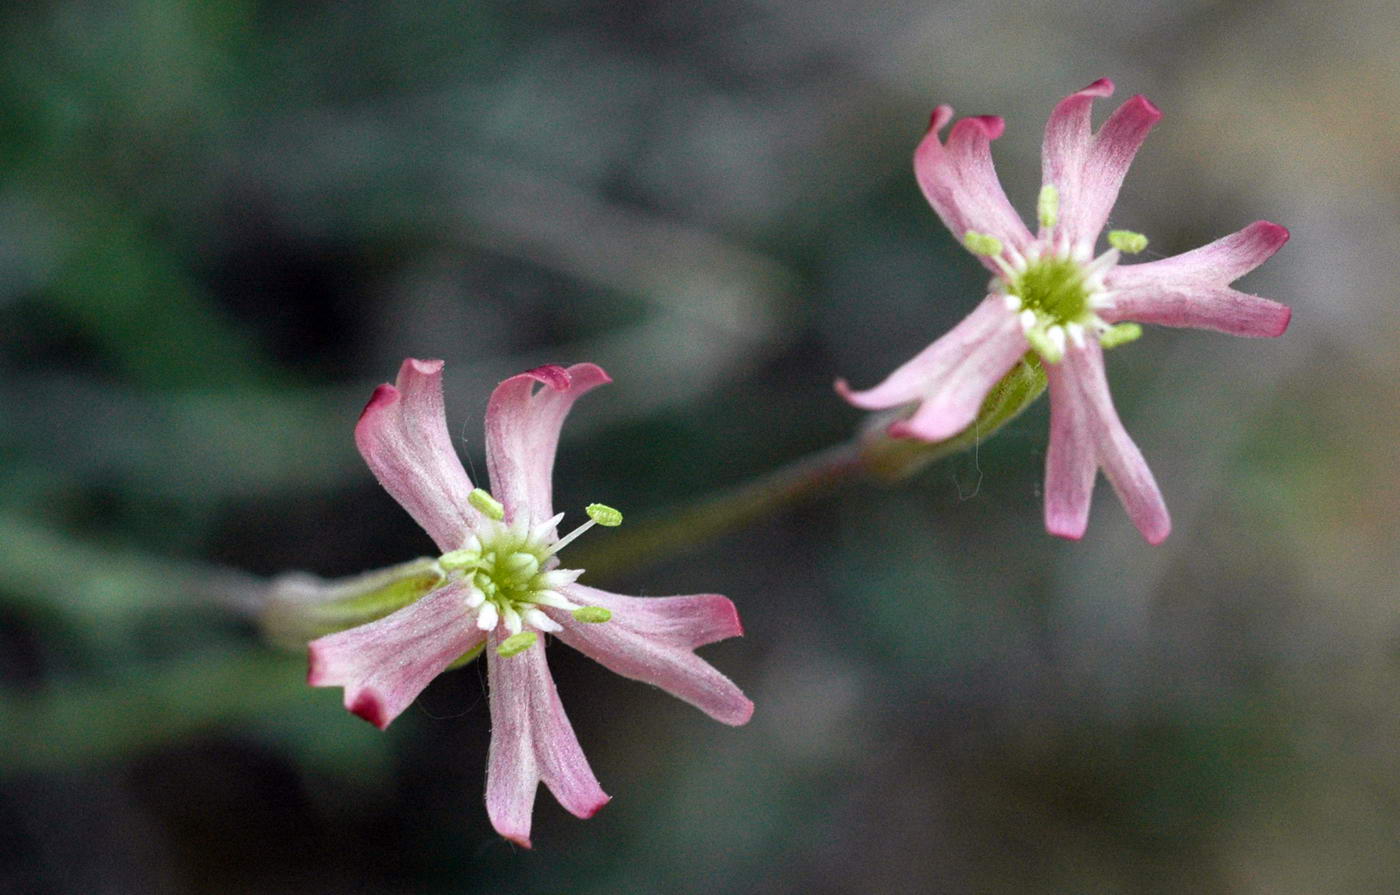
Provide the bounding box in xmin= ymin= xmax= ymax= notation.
xmin=576 ymin=354 xmax=1046 ymax=579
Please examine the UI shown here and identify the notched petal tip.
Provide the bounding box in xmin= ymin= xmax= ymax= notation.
xmin=501 ymin=831 xmax=533 ymax=850
xmin=949 ymin=114 xmax=1006 ymax=142
xmin=1045 ymin=517 xmax=1088 ymax=542
xmin=357 ymin=383 xmax=401 ymax=421
xmin=1122 ymin=93 xmax=1163 ymax=123
xmin=1078 ymin=77 xmax=1115 ymax=97
xmin=347 ymin=688 xmax=392 ymax=730
xmin=927 ymin=104 xmax=954 ymax=133
xmin=722 ymin=696 xmax=756 ymax=727
xmin=401 ymin=357 xmax=446 ymax=376
xmin=521 ymin=364 xmax=573 ymax=391
xmin=580 ymin=793 xmax=612 ymax=820
xmin=1143 ymin=519 xmax=1172 ymax=546
xmin=1250 ymin=220 xmax=1291 ymax=251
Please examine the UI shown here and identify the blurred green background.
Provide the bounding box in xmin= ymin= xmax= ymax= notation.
xmin=2 ymin=0 xmax=1398 ymax=892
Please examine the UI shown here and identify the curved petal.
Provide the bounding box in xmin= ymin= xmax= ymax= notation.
xmin=1101 ymin=284 xmax=1291 ymax=338
xmin=549 ymin=584 xmax=753 ymax=726
xmin=888 ymin=304 xmax=1028 ymax=442
xmin=1042 ymin=363 xmax=1097 ymax=540
xmin=486 ymin=631 xmax=609 ymax=848
xmin=307 ymin=582 xmax=483 ymax=730
xmin=355 ymin=358 xmax=480 ymax=552
xmin=1041 ymin=78 xmax=1115 ymax=245
xmin=1101 ymin=222 xmax=1291 ymax=337
xmin=485 ymin=363 xmax=611 ymax=528
xmin=1039 ymin=79 xmax=1161 ymax=254
xmin=837 ymin=296 xmax=1014 ymax=411
xmin=1058 ymin=341 xmax=1171 ymax=544
xmin=914 ymin=106 xmax=1033 ymax=270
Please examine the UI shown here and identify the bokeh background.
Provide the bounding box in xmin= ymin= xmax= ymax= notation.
xmin=3 ymin=0 xmax=1399 ymax=892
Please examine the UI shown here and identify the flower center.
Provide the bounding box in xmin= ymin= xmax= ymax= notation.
xmin=1008 ymin=256 xmax=1092 ymax=326
xmin=438 ymin=492 xmax=619 ymax=655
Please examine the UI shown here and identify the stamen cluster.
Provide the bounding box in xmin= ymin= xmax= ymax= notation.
xmin=439 ymin=490 xmax=617 ymax=656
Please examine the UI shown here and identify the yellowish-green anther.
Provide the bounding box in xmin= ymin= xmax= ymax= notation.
xmin=572 ymin=606 xmax=612 ymax=623
xmin=468 ymin=488 xmax=505 ymax=520
xmin=1025 ymin=328 xmax=1063 ymax=364
xmin=1037 ymin=184 xmax=1060 ymax=229
xmin=497 ymin=631 xmax=538 ymax=657
xmin=439 ymin=549 xmax=478 ymax=571
xmin=585 ymin=503 xmax=623 ymax=527
xmin=1108 ymin=230 xmax=1148 ymax=254
xmin=963 ymin=231 xmax=1004 ymax=257
xmin=1099 ymin=322 xmax=1143 ymax=349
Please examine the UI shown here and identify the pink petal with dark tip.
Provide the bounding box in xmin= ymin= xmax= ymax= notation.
xmin=1049 ymin=341 xmax=1171 ymax=544
xmin=1043 ymin=362 xmax=1097 ymax=541
xmin=485 ymin=363 xmax=611 ymax=528
xmin=1102 ymin=222 xmax=1292 ymax=337
xmin=355 ymin=358 xmax=480 ymax=552
xmin=915 ymin=106 xmax=1033 ymax=270
xmin=549 ymin=584 xmax=753 ymax=726
xmin=485 ymin=631 xmax=609 ymax=848
xmin=1039 ymin=79 xmax=1161 ymax=253
xmin=307 ymin=582 xmax=484 ymax=730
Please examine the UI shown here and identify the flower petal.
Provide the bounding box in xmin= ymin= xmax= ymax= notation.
xmin=1043 ymin=362 xmax=1097 ymax=540
xmin=1101 ymin=222 xmax=1292 ymax=337
xmin=549 ymin=584 xmax=753 ymax=726
xmin=355 ymin=358 xmax=480 ymax=552
xmin=485 ymin=630 xmax=609 ymax=848
xmin=485 ymin=363 xmax=611 ymax=527
xmin=1057 ymin=341 xmax=1171 ymax=544
xmin=1040 ymin=79 xmax=1161 ymax=254
xmin=307 ymin=582 xmax=483 ymax=730
xmin=838 ymin=297 xmax=1026 ymax=442
xmin=915 ymin=106 xmax=1033 ymax=269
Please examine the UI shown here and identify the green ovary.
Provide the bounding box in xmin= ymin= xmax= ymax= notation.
xmin=1009 ymin=257 xmax=1092 ymax=325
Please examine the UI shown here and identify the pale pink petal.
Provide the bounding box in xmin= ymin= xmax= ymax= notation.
xmin=1042 ymin=363 xmax=1097 ymax=540
xmin=1101 ymin=222 xmax=1292 ymax=337
xmin=1039 ymin=79 xmax=1161 ymax=253
xmin=914 ymin=106 xmax=1033 ymax=270
xmin=486 ymin=630 xmax=609 ymax=848
xmin=485 ymin=363 xmax=611 ymax=527
xmin=1058 ymin=341 xmax=1171 ymax=544
xmin=307 ymin=582 xmax=483 ymax=730
xmin=1101 ymin=284 xmax=1291 ymax=338
xmin=836 ymin=297 xmax=1027 ymax=442
xmin=1041 ymin=78 xmax=1115 ymax=244
xmin=548 ymin=583 xmax=753 ymax=726
xmin=1106 ymin=221 xmax=1289 ymax=285
xmin=838 ymin=296 xmax=1029 ymax=442
xmin=355 ymin=358 xmax=480 ymax=552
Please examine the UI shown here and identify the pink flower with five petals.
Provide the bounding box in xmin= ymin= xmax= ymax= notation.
xmin=308 ymin=359 xmax=752 ymax=847
xmin=838 ymin=78 xmax=1291 ymax=544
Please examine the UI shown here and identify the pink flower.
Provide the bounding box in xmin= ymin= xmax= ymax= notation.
xmin=837 ymin=78 xmax=1291 ymax=544
xmin=308 ymin=359 xmax=753 ymax=847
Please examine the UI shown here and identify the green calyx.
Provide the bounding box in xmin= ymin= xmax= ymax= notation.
xmin=1008 ymin=256 xmax=1092 ymax=326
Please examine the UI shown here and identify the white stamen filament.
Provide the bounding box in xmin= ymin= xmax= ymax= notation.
xmin=524 ymin=608 xmax=561 ymax=633
xmin=476 ymin=601 xmax=499 ymax=631
xmin=544 ymin=518 xmax=596 ymax=557
xmin=502 ymin=605 xmax=523 ymax=636
xmin=533 ymin=590 xmax=582 ymax=611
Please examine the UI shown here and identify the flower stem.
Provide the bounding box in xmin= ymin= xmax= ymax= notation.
xmin=576 ymin=355 xmax=1046 ymax=579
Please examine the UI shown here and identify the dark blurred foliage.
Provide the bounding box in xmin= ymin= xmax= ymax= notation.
xmin=3 ymin=0 xmax=1399 ymax=893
